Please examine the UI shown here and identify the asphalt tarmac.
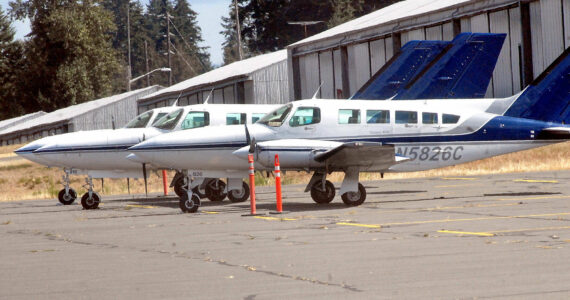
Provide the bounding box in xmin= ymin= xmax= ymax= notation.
xmin=2 ymin=171 xmax=570 ymax=299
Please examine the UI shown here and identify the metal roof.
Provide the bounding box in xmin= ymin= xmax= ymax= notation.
xmin=0 ymin=86 xmax=160 ymax=136
xmin=141 ymin=50 xmax=288 ymax=101
xmin=0 ymin=111 xmax=46 ymax=132
xmin=289 ymin=0 xmax=473 ymax=48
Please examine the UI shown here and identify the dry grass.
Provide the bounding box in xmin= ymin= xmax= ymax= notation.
xmin=1 ymin=142 xmax=569 ymax=202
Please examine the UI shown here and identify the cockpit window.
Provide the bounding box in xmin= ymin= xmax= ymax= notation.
xmin=153 ymin=109 xmax=183 ymax=130
xmin=181 ymin=111 xmax=210 ymax=130
xmin=252 ymin=113 xmax=265 ymax=123
xmin=257 ymin=104 xmax=292 ymax=127
xmin=151 ymin=113 xmax=168 ymax=125
xmin=124 ymin=111 xmax=153 ymax=128
xmin=442 ymin=114 xmax=460 ymax=124
xmin=289 ymin=107 xmax=321 ymax=127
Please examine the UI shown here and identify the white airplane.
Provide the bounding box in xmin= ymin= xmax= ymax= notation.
xmin=16 ymin=104 xmax=279 ymax=209
xmin=128 ymin=48 xmax=570 ymax=213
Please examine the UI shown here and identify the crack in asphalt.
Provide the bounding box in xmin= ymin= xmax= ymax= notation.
xmin=7 ymin=229 xmax=363 ymax=293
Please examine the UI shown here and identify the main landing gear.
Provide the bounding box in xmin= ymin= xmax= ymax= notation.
xmin=81 ymin=176 xmax=100 ymax=210
xmin=173 ymin=175 xmax=250 ymax=203
xmin=58 ymin=169 xmax=77 ymax=205
xmin=306 ymin=171 xmax=367 ymax=206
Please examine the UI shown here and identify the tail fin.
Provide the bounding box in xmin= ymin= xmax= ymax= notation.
xmin=395 ymin=32 xmax=506 ymax=99
xmin=504 ymin=47 xmax=570 ymax=123
xmin=350 ymin=40 xmax=450 ymax=100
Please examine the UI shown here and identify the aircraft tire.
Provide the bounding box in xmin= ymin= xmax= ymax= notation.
xmin=179 ymin=193 xmax=200 ymax=213
xmin=341 ymin=183 xmax=366 ymax=206
xmin=81 ymin=192 xmax=100 ymax=210
xmin=310 ymin=180 xmax=335 ymax=204
xmin=228 ymin=182 xmax=250 ymax=203
xmin=58 ymin=188 xmax=77 ymax=205
xmin=205 ymin=179 xmax=227 ymax=201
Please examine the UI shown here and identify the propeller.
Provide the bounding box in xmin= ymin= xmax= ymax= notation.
xmin=244 ymin=124 xmax=257 ymax=155
xmin=142 ymin=133 xmax=148 ymax=196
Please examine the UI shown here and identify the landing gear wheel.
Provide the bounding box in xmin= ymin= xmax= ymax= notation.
xmin=179 ymin=193 xmax=201 ymax=213
xmin=311 ymin=180 xmax=335 ymax=204
xmin=81 ymin=192 xmax=100 ymax=210
xmin=58 ymin=188 xmax=77 ymax=205
xmin=173 ymin=177 xmax=206 ymax=198
xmin=341 ymin=183 xmax=366 ymax=206
xmin=228 ymin=182 xmax=250 ymax=203
xmin=205 ymin=180 xmax=227 ymax=201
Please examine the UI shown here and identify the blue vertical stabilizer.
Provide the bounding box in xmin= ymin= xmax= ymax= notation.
xmin=395 ymin=33 xmax=506 ymax=99
xmin=351 ymin=32 xmax=506 ymax=100
xmin=504 ymin=47 xmax=570 ymax=123
xmin=350 ymin=40 xmax=450 ymax=100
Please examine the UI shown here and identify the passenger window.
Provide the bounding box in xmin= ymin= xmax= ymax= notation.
xmin=251 ymin=113 xmax=265 ymax=123
xmin=395 ymin=111 xmax=418 ymax=124
xmin=226 ymin=113 xmax=246 ymax=125
xmin=289 ymin=107 xmax=320 ymax=127
xmin=338 ymin=109 xmax=360 ymax=124
xmin=442 ymin=114 xmax=460 ymax=124
xmin=181 ymin=111 xmax=210 ymax=130
xmin=422 ymin=112 xmax=438 ymax=124
xmin=366 ymin=110 xmax=389 ymax=124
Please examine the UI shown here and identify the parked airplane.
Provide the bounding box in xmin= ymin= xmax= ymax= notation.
xmin=20 ymin=104 xmax=279 ymax=209
xmin=128 ymin=47 xmax=570 ymax=213
xmin=15 ymin=33 xmax=505 ymax=209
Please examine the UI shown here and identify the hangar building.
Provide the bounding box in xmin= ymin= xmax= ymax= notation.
xmin=0 ymin=86 xmax=160 ymax=145
xmin=0 ymin=112 xmax=46 ymax=132
xmin=287 ymin=0 xmax=569 ymax=101
xmin=137 ymin=50 xmax=288 ymax=113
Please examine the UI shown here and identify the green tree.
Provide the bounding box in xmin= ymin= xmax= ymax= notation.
xmin=220 ymin=0 xmax=251 ymax=65
xmin=0 ymin=4 xmax=25 ymax=120
xmin=9 ymin=0 xmax=121 ymax=112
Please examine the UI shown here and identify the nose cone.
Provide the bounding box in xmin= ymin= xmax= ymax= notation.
xmin=232 ymin=146 xmax=251 ymax=161
xmin=15 ymin=136 xmax=60 ymax=166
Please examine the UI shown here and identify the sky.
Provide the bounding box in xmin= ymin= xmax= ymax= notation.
xmin=0 ymin=0 xmax=229 ymax=66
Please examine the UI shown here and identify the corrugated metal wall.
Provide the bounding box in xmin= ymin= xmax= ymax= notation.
xmin=73 ymin=86 xmax=160 ymax=131
xmin=252 ymin=60 xmax=290 ymax=104
xmin=290 ymin=0 xmax=570 ymax=101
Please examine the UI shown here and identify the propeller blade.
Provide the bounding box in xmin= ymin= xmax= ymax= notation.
xmin=249 ymin=138 xmax=256 ymax=154
xmin=142 ymin=163 xmax=148 ymax=197
xmin=244 ymin=124 xmax=251 ymax=145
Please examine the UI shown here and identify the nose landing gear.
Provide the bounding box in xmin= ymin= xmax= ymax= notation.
xmin=58 ymin=170 xmax=77 ymax=205
xmin=80 ymin=176 xmax=100 ymax=210
xmin=179 ymin=172 xmax=201 ymax=213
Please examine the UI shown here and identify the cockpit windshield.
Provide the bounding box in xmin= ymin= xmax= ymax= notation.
xmin=257 ymin=104 xmax=292 ymax=127
xmin=124 ymin=111 xmax=153 ymax=128
xmin=153 ymin=109 xmax=183 ymax=131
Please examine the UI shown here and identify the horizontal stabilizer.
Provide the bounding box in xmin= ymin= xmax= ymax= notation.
xmin=537 ymin=127 xmax=570 ymax=140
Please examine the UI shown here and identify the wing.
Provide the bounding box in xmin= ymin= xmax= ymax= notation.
xmin=313 ymin=142 xmax=409 ymax=170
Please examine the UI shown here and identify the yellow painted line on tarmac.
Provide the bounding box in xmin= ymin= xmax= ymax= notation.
xmin=441 ymin=177 xmax=477 ymax=180
xmin=336 ymin=222 xmax=381 ymax=229
xmin=513 ymin=179 xmax=559 ymax=183
xmin=438 ymin=230 xmax=495 ymax=237
xmin=202 ymin=211 xmax=220 ymax=214
xmin=379 ymin=212 xmax=570 ymax=227
xmin=254 ymin=216 xmax=297 ymax=221
xmin=497 ymin=195 xmax=570 ymax=201
xmin=125 ymin=204 xmax=156 ymax=209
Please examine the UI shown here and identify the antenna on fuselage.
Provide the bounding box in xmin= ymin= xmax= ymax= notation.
xmin=311 ymin=81 xmax=324 ymax=99
xmin=203 ymin=88 xmax=214 ymax=104
xmin=172 ymin=92 xmax=183 ymax=107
